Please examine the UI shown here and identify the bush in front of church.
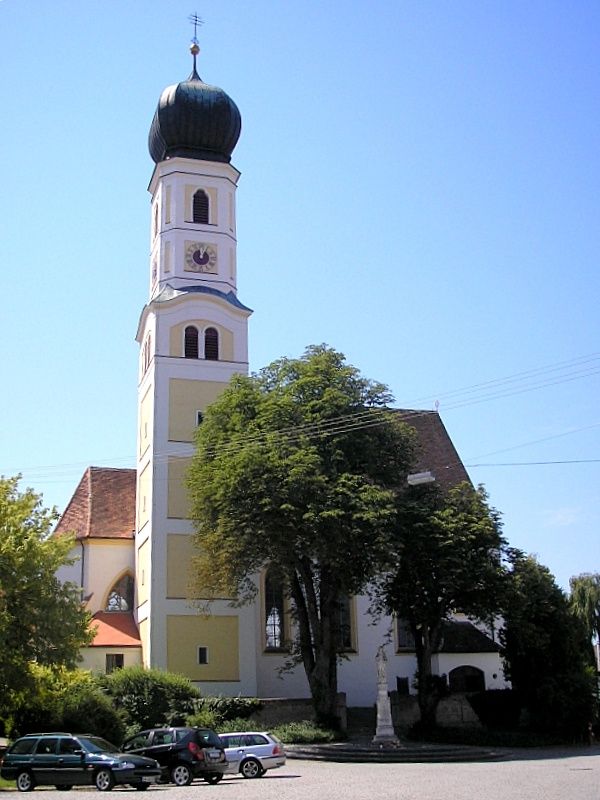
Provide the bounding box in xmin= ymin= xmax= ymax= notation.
xmin=97 ymin=666 xmax=200 ymax=738
xmin=5 ymin=665 xmax=123 ymax=743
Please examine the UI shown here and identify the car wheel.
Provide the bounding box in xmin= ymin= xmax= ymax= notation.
xmin=95 ymin=768 xmax=115 ymax=791
xmin=55 ymin=786 xmax=73 ymax=791
xmin=170 ymin=763 xmax=193 ymax=786
xmin=16 ymin=771 xmax=35 ymax=792
xmin=240 ymin=758 xmax=263 ymax=779
xmin=204 ymin=773 xmax=223 ymax=785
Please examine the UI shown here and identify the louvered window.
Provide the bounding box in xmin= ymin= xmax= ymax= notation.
xmin=204 ymin=327 xmax=219 ymax=360
xmin=184 ymin=326 xmax=199 ymax=358
xmin=193 ymin=190 xmax=209 ymax=224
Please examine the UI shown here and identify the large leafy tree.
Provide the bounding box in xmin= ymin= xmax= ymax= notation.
xmin=0 ymin=476 xmax=93 ymax=717
xmin=570 ymin=572 xmax=600 ymax=649
xmin=501 ymin=554 xmax=596 ymax=739
xmin=375 ymin=481 xmax=507 ymax=730
xmin=188 ymin=345 xmax=416 ymax=726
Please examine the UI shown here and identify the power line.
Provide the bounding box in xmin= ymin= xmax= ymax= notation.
xmin=5 ymin=352 xmax=600 ymax=479
xmin=466 ymin=459 xmax=600 ymax=467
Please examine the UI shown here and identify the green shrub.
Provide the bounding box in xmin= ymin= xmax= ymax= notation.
xmin=191 ymin=696 xmax=262 ymax=726
xmin=271 ymin=720 xmax=340 ymax=744
xmin=61 ymin=687 xmax=124 ymax=744
xmin=185 ymin=708 xmax=220 ymax=730
xmin=97 ymin=666 xmax=200 ymax=735
xmin=468 ymin=689 xmax=522 ymax=729
xmin=5 ymin=666 xmax=122 ymax=742
xmin=215 ymin=716 xmax=257 ymax=733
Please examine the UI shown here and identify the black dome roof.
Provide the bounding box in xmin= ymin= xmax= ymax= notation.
xmin=148 ymin=66 xmax=241 ymax=164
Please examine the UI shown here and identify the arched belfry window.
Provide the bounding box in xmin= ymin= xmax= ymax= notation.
xmin=184 ymin=326 xmax=199 ymax=359
xmin=106 ymin=574 xmax=134 ymax=612
xmin=264 ymin=569 xmax=285 ymax=650
xmin=193 ymin=190 xmax=209 ymax=224
xmin=204 ymin=327 xmax=219 ymax=360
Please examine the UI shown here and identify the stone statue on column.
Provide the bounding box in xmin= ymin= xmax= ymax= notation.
xmin=373 ymin=644 xmax=400 ymax=745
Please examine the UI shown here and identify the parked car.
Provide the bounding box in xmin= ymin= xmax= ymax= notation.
xmin=219 ymin=731 xmax=286 ymax=778
xmin=0 ymin=732 xmax=161 ymax=792
xmin=122 ymin=726 xmax=227 ymax=786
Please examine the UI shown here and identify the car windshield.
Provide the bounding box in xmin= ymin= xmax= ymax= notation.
xmin=77 ymin=736 xmax=119 ymax=754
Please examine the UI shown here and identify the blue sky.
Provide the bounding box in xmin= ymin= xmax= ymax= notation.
xmin=1 ymin=1 xmax=598 ymax=591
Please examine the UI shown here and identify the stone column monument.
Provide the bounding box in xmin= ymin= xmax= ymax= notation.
xmin=372 ymin=644 xmax=400 ymax=745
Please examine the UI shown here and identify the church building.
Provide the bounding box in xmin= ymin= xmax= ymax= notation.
xmin=55 ymin=41 xmax=507 ymax=708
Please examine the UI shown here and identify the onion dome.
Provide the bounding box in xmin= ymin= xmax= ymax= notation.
xmin=148 ymin=42 xmax=241 ymax=164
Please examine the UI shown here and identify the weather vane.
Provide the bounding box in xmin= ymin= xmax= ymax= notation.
xmin=189 ymin=12 xmax=203 ymax=45
xmin=188 ymin=13 xmax=204 ymax=78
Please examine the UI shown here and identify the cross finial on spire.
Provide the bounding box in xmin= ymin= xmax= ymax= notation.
xmin=188 ymin=13 xmax=204 ymax=80
xmin=189 ymin=12 xmax=203 ymax=44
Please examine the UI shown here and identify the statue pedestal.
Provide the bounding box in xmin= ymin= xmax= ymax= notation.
xmin=372 ymin=684 xmax=400 ymax=745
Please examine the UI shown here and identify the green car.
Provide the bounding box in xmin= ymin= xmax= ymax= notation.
xmin=0 ymin=732 xmax=162 ymax=792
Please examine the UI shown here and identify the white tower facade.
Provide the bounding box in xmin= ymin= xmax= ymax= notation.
xmin=134 ymin=53 xmax=257 ymax=693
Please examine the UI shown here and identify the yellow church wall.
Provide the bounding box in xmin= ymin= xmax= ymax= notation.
xmin=168 ymin=321 xmax=233 ymax=361
xmin=79 ymin=646 xmax=142 ymax=674
xmin=137 ymin=537 xmax=150 ymax=606
xmin=139 ymin=386 xmax=152 ymax=458
xmin=138 ymin=463 xmax=151 ymax=528
xmin=166 ymin=615 xmax=239 ymax=681
xmin=167 ymin=457 xmax=192 ymax=518
xmin=138 ymin=617 xmax=149 ymax=667
xmin=168 ymin=379 xmax=227 ymax=442
xmin=166 ymin=534 xmax=194 ymax=598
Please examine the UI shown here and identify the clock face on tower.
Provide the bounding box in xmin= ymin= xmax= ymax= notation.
xmin=185 ymin=241 xmax=218 ymax=273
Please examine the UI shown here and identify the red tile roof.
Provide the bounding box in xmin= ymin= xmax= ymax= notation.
xmin=398 ymin=409 xmax=471 ymax=490
xmin=90 ymin=611 xmax=141 ymax=647
xmin=55 ymin=467 xmax=136 ymax=540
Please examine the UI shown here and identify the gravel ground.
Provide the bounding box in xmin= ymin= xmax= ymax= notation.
xmin=4 ymin=750 xmax=600 ymax=800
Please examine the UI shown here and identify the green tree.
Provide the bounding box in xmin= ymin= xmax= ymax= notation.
xmin=188 ymin=345 xmax=416 ymax=726
xmin=0 ymin=476 xmax=93 ymax=717
xmin=501 ymin=554 xmax=595 ymax=739
xmin=570 ymin=572 xmax=600 ymax=648
xmin=375 ymin=482 xmax=507 ymax=731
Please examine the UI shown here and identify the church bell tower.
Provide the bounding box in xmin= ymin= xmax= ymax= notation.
xmin=134 ymin=38 xmax=255 ymax=691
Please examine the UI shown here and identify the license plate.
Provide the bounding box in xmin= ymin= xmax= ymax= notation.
xmin=142 ymin=776 xmax=156 ymax=783
xmin=206 ymin=749 xmax=221 ymax=760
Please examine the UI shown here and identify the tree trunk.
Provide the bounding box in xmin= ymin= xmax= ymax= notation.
xmin=289 ymin=568 xmax=341 ymax=729
xmin=415 ymin=624 xmax=443 ymax=731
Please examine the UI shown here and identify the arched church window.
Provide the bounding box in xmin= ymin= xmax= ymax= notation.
xmin=106 ymin=574 xmax=134 ymax=612
xmin=193 ymin=190 xmax=209 ymax=224
xmin=338 ymin=594 xmax=353 ymax=651
xmin=264 ymin=569 xmax=285 ymax=650
xmin=184 ymin=326 xmax=199 ymax=359
xmin=204 ymin=327 xmax=219 ymax=361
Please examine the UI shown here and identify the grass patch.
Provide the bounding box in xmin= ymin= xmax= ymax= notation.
xmin=0 ymin=777 xmax=15 ymax=791
xmin=271 ymin=720 xmax=343 ymax=744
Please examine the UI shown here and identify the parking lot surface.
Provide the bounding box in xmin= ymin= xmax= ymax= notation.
xmin=5 ymin=750 xmax=600 ymax=800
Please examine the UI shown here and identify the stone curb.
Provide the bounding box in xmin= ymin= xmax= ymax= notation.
xmin=286 ymin=741 xmax=508 ymax=763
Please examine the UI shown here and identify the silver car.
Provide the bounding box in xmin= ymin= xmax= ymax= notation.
xmin=219 ymin=731 xmax=286 ymax=778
